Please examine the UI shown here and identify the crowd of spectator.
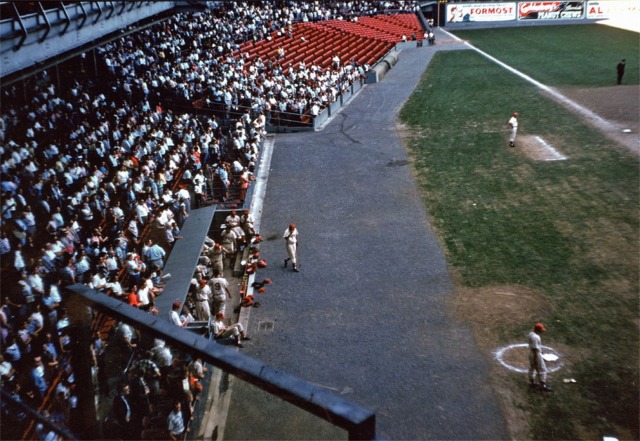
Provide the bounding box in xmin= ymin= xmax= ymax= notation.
xmin=98 ymin=0 xmax=418 ymax=121
xmin=1 ymin=1 xmax=419 ymax=439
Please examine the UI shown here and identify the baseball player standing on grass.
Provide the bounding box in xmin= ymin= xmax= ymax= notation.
xmin=508 ymin=112 xmax=518 ymax=147
xmin=283 ymin=223 xmax=299 ymax=272
xmin=528 ymin=323 xmax=552 ymax=392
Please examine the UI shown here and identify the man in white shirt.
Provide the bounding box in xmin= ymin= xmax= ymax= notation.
xmin=169 ymin=301 xmax=187 ymax=327
xmin=135 ymin=199 xmax=149 ymax=225
xmin=166 ymin=400 xmax=185 ymax=440
xmin=91 ymin=271 xmax=107 ymax=291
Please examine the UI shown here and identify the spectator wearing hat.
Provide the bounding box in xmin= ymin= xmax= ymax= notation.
xmin=528 ymin=323 xmax=552 ymax=392
xmin=211 ymin=312 xmax=249 ymax=348
xmin=283 ymin=223 xmax=299 ymax=272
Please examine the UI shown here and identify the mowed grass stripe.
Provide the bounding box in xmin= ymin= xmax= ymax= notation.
xmin=400 ymin=50 xmax=639 ymax=439
xmin=452 ymin=25 xmax=640 ymax=87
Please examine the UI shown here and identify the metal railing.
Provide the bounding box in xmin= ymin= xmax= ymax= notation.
xmin=66 ymin=283 xmax=377 ymax=440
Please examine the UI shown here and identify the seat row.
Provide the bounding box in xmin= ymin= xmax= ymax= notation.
xmin=232 ymin=13 xmax=420 ymax=73
xmin=358 ymin=15 xmax=423 ymax=39
xmin=373 ymin=13 xmax=423 ymax=33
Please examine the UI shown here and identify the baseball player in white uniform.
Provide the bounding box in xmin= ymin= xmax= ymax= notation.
xmin=528 ymin=322 xmax=552 ymax=392
xmin=283 ymin=223 xmax=299 ymax=272
xmin=193 ymin=279 xmax=211 ymax=321
xmin=208 ymin=243 xmax=225 ymax=275
xmin=241 ymin=209 xmax=256 ymax=238
xmin=220 ymin=224 xmax=238 ymax=265
xmin=208 ymin=270 xmax=231 ymax=316
xmin=211 ymin=311 xmax=249 ymax=347
xmin=508 ymin=112 xmax=518 ymax=147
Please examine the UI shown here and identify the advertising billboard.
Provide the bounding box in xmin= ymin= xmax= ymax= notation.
xmin=586 ymin=0 xmax=639 ymax=18
xmin=518 ymin=2 xmax=585 ymax=20
xmin=446 ymin=0 xmax=636 ymax=24
xmin=447 ymin=3 xmax=517 ymax=22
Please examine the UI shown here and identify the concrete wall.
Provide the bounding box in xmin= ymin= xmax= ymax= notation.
xmin=366 ymin=49 xmax=401 ymax=84
xmin=309 ymin=79 xmax=365 ymax=131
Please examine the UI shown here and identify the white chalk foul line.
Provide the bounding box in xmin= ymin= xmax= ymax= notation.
xmin=535 ymin=136 xmax=567 ymax=161
xmin=440 ymin=29 xmax=620 ymax=132
xmin=494 ymin=343 xmax=564 ymax=374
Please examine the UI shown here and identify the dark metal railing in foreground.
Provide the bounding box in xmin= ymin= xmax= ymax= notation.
xmin=1 ymin=389 xmax=79 ymax=441
xmin=65 ymin=284 xmax=377 ymax=441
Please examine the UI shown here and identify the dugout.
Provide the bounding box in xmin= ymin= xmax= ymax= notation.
xmin=153 ymin=205 xmax=217 ymax=319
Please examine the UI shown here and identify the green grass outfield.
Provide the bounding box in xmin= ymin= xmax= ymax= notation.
xmin=450 ymin=25 xmax=639 ymax=87
xmin=399 ymin=26 xmax=639 ymax=440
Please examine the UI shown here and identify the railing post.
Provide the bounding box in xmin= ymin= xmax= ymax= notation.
xmin=66 ymin=301 xmax=100 ymax=439
xmin=349 ymin=413 xmax=377 ymax=441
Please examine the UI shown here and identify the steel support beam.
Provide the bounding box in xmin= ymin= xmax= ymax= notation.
xmin=11 ymin=2 xmax=28 ymax=51
xmin=92 ymin=1 xmax=103 ymax=24
xmin=105 ymin=1 xmax=115 ymax=19
xmin=58 ymin=1 xmax=71 ymax=35
xmin=77 ymin=2 xmax=88 ymax=29
xmin=37 ymin=2 xmax=51 ymax=42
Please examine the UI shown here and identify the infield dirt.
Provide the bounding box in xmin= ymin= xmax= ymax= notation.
xmin=555 ymin=84 xmax=639 ymax=155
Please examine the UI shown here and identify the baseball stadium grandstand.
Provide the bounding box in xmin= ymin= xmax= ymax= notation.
xmin=0 ymin=1 xmax=430 ymax=440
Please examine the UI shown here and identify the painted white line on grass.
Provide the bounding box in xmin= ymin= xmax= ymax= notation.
xmin=440 ymin=29 xmax=620 ymax=132
xmin=535 ymin=136 xmax=567 ymax=161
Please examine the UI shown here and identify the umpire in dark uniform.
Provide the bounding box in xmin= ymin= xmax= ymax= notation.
xmin=617 ymin=59 xmax=626 ymax=84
